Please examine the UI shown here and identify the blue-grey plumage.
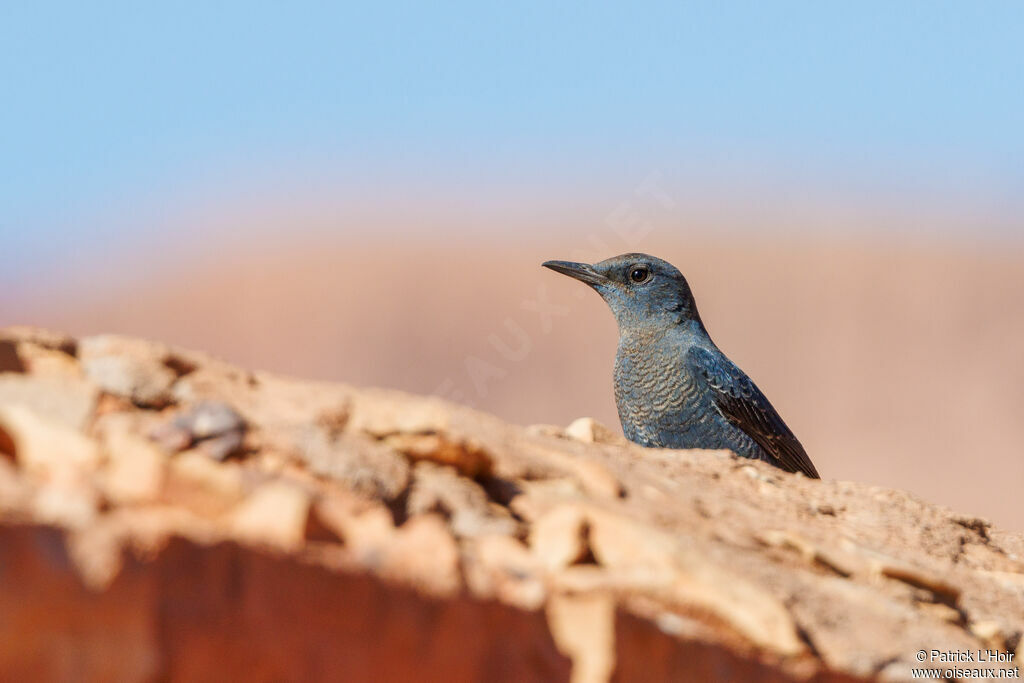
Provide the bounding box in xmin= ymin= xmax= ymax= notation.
xmin=542 ymin=253 xmax=819 ymax=478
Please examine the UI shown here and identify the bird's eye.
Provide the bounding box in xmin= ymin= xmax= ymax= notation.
xmin=629 ymin=266 xmax=651 ymax=284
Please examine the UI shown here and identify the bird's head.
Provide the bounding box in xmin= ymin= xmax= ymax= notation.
xmin=542 ymin=253 xmax=702 ymax=333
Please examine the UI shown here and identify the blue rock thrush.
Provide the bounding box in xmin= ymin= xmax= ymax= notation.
xmin=543 ymin=253 xmax=819 ymax=478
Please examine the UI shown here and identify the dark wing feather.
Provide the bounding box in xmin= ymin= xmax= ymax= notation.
xmin=687 ymin=347 xmax=819 ymax=478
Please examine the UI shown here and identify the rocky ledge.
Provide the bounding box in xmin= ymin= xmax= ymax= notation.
xmin=0 ymin=327 xmax=1021 ymax=682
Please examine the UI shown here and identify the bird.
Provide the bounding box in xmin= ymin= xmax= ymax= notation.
xmin=542 ymin=253 xmax=819 ymax=478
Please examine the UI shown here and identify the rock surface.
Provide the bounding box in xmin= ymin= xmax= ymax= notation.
xmin=0 ymin=326 xmax=1021 ymax=682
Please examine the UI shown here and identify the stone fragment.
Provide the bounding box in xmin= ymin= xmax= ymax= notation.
xmin=509 ymin=478 xmax=587 ymax=522
xmin=196 ymin=430 xmax=244 ymax=461
xmin=468 ymin=534 xmax=546 ymax=609
xmin=383 ymin=515 xmax=461 ymax=598
xmin=332 ymin=505 xmax=396 ymax=557
xmin=850 ymin=545 xmax=963 ymax=602
xmin=0 ymin=405 xmax=100 ymax=478
xmin=315 ymin=402 xmax=351 ymax=435
xmin=565 ymin=417 xmax=624 ymax=445
xmin=383 ymin=432 xmax=492 ymax=477
xmin=812 ymin=545 xmax=868 ymax=577
xmin=187 ymin=400 xmax=245 ymax=439
xmin=66 ymin=522 xmax=125 ymax=590
xmin=150 ymin=401 xmax=246 ymax=460
xmin=587 ymin=510 xmax=678 ymax=573
xmin=301 ymin=491 xmax=380 ymax=545
xmin=756 ymin=528 xmax=866 ymax=577
xmin=324 ymin=505 xmax=460 ymax=597
xmin=165 ymin=451 xmax=245 ymax=516
xmin=546 ymin=593 xmax=615 ymax=683
xmin=530 ymin=504 xmax=590 ymax=570
xmin=570 ymin=460 xmax=623 ymax=500
xmin=968 ymin=620 xmax=1006 ymax=649
xmin=303 ymin=499 xmax=347 ymax=543
xmin=756 ymin=529 xmax=817 ymax=562
xmin=297 ymin=428 xmax=409 ymax=500
xmin=99 ymin=423 xmax=166 ymax=504
xmin=407 ymin=461 xmax=517 ymax=538
xmin=347 ymin=395 xmax=450 ymax=437
xmin=528 ymin=445 xmax=622 ymax=499
xmin=0 ymin=375 xmax=97 ymax=430
xmin=230 ymin=482 xmax=311 ymax=552
xmin=876 ymin=562 xmax=961 ymax=601
xmin=149 ymin=421 xmax=192 ymax=452
xmin=78 ymin=334 xmax=191 ymax=407
xmin=15 ymin=344 xmax=82 ymax=380
xmin=916 ymin=602 xmax=961 ymax=623
xmin=32 ymin=481 xmax=100 ymax=529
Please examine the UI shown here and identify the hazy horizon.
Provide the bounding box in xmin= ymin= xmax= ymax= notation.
xmin=3 ymin=2 xmax=1023 ymax=271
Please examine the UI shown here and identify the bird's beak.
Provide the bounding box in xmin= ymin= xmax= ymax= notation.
xmin=542 ymin=260 xmax=608 ymax=287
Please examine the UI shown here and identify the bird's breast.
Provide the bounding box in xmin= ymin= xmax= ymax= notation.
xmin=613 ymin=340 xmax=705 ymax=447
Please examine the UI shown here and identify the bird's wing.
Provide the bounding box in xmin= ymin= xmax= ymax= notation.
xmin=687 ymin=346 xmax=820 ymax=479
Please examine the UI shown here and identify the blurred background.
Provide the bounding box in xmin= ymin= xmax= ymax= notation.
xmin=2 ymin=3 xmax=1021 ymax=528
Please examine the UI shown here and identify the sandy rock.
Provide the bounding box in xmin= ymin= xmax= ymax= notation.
xmin=1 ymin=328 xmax=1023 ymax=683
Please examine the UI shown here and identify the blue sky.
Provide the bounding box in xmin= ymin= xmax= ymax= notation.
xmin=2 ymin=1 xmax=1023 ymax=268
